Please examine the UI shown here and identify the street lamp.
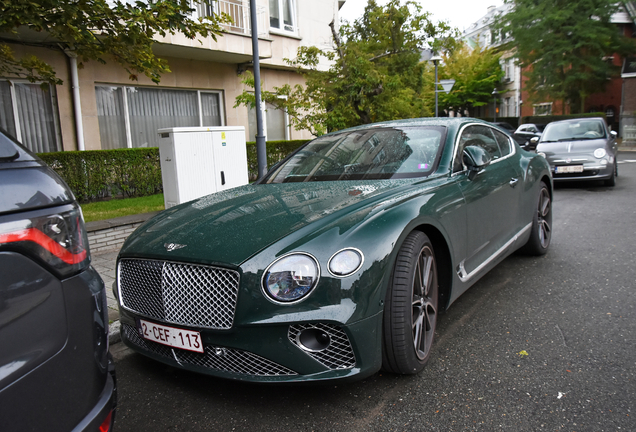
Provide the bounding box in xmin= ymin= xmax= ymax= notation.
xmin=492 ymin=88 xmax=499 ymax=122
xmin=431 ymin=55 xmax=443 ymax=117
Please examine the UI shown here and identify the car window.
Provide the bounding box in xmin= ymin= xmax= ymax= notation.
xmin=491 ymin=128 xmax=512 ymax=157
xmin=264 ymin=126 xmax=446 ymax=183
xmin=454 ymin=125 xmax=502 ymax=172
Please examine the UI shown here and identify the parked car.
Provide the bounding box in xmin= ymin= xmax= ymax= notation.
xmin=115 ymin=118 xmax=553 ymax=383
xmin=491 ymin=121 xmax=515 ymax=132
xmin=492 ymin=123 xmax=531 ymax=149
xmin=514 ymin=123 xmax=547 ymax=146
xmin=0 ymin=130 xmax=116 ymax=431
xmin=535 ymin=117 xmax=618 ymax=186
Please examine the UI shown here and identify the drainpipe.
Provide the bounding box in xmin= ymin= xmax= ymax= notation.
xmin=65 ymin=50 xmax=85 ymax=151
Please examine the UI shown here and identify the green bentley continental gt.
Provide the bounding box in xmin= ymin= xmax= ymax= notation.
xmin=115 ymin=118 xmax=553 ymax=383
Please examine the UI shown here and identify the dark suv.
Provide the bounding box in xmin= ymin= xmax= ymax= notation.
xmin=0 ymin=130 xmax=116 ymax=431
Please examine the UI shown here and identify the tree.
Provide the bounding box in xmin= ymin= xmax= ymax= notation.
xmin=0 ymin=0 xmax=229 ymax=85
xmin=235 ymin=0 xmax=458 ymax=136
xmin=495 ymin=0 xmax=634 ymax=113
xmin=432 ymin=42 xmax=504 ymax=117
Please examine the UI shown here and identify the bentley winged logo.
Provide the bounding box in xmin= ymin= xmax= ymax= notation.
xmin=164 ymin=243 xmax=187 ymax=252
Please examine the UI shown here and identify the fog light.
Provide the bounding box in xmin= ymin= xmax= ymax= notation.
xmin=297 ymin=328 xmax=331 ymax=352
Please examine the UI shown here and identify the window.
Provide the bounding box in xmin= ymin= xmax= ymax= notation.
xmin=269 ymin=0 xmax=296 ymax=34
xmin=503 ymin=58 xmax=514 ymax=82
xmin=455 ymin=125 xmax=502 ymax=172
xmin=490 ymin=128 xmax=512 ymax=157
xmin=533 ymin=103 xmax=552 ymax=116
xmin=0 ymin=80 xmax=60 ymax=153
xmin=95 ymin=86 xmax=223 ymax=149
xmin=248 ymin=102 xmax=289 ymax=141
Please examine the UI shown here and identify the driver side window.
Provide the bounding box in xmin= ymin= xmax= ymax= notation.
xmin=454 ymin=125 xmax=501 ymax=172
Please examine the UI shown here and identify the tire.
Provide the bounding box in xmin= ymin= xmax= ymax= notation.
xmin=520 ymin=182 xmax=552 ymax=255
xmin=605 ymin=163 xmax=617 ymax=187
xmin=382 ymin=231 xmax=438 ymax=374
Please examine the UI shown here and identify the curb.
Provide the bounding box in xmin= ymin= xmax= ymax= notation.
xmin=109 ymin=320 xmax=121 ymax=345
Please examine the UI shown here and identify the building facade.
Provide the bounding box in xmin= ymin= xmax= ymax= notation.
xmin=462 ymin=3 xmax=521 ymax=120
xmin=0 ymin=0 xmax=344 ymax=154
xmin=462 ymin=2 xmax=634 ymax=133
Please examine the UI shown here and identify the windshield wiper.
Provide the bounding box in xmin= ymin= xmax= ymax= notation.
xmin=557 ymin=137 xmax=592 ymax=142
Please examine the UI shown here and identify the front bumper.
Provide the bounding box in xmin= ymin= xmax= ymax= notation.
xmin=118 ymin=306 xmax=384 ymax=383
xmin=549 ymin=162 xmax=615 ymax=182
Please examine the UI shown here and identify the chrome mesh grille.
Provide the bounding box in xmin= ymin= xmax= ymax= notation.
xmin=123 ymin=324 xmax=297 ymax=377
xmin=288 ymin=323 xmax=356 ymax=370
xmin=119 ymin=259 xmax=240 ymax=329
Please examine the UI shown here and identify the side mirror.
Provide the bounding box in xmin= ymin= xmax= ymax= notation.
xmin=462 ymin=145 xmax=491 ymax=180
xmin=610 ymin=130 xmax=618 ymax=137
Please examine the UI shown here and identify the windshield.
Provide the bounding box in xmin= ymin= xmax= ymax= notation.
xmin=541 ymin=120 xmax=606 ymax=142
xmin=263 ymin=126 xmax=446 ymax=183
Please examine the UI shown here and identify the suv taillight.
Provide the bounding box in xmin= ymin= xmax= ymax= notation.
xmin=0 ymin=203 xmax=89 ymax=277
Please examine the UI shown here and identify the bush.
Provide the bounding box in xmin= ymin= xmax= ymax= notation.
xmin=521 ymin=112 xmax=607 ymax=125
xmin=39 ymin=139 xmax=310 ymax=201
xmin=246 ymin=139 xmax=309 ymax=180
xmin=38 ymin=148 xmax=162 ymax=202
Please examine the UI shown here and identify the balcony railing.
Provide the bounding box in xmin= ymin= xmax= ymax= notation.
xmin=193 ymin=0 xmax=268 ymax=38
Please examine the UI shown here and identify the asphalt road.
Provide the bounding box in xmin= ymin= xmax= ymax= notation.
xmin=111 ymin=153 xmax=636 ymax=432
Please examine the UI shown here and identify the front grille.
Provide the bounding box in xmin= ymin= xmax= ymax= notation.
xmin=123 ymin=324 xmax=298 ymax=377
xmin=119 ymin=259 xmax=240 ymax=329
xmin=288 ymin=323 xmax=356 ymax=370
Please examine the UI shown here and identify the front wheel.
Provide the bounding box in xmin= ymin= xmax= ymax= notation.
xmin=520 ymin=181 xmax=552 ymax=255
xmin=382 ymin=231 xmax=438 ymax=374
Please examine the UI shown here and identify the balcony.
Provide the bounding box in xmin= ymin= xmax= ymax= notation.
xmin=153 ymin=0 xmax=272 ymax=64
xmin=193 ymin=0 xmax=268 ymax=38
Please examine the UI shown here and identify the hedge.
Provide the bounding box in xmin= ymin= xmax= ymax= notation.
xmin=38 ymin=148 xmax=162 ymax=203
xmin=521 ymin=112 xmax=607 ymax=125
xmin=246 ymin=139 xmax=309 ymax=180
xmin=38 ymin=140 xmax=310 ymax=202
xmin=477 ymin=116 xmax=520 ymax=128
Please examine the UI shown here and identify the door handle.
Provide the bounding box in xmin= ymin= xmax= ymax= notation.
xmin=509 ymin=178 xmax=519 ymax=188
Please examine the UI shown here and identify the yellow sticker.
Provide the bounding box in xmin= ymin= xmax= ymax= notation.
xmin=221 ymin=132 xmax=226 ymax=140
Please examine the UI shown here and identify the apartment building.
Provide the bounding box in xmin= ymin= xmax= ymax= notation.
xmin=0 ymin=0 xmax=344 ymax=154
xmin=462 ymin=3 xmax=521 ymax=120
xmin=462 ymin=2 xmax=634 ymax=134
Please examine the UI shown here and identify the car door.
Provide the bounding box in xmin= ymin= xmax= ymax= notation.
xmin=453 ymin=124 xmax=523 ymax=279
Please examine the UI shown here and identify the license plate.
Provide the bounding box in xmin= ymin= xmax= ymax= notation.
xmin=555 ymin=165 xmax=584 ymax=173
xmin=137 ymin=319 xmax=204 ymax=353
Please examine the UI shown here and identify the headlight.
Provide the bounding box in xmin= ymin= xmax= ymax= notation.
xmin=262 ymin=253 xmax=319 ymax=303
xmin=328 ymin=248 xmax=364 ymax=277
xmin=594 ymin=148 xmax=606 ymax=159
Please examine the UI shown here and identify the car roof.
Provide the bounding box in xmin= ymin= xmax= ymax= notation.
xmin=320 ymin=117 xmax=492 ymax=138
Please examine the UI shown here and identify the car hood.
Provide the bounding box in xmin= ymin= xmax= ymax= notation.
xmin=120 ymin=179 xmax=424 ymax=266
xmin=536 ymin=138 xmax=607 ymax=156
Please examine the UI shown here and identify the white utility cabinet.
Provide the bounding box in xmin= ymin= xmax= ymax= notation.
xmin=157 ymin=126 xmax=248 ymax=208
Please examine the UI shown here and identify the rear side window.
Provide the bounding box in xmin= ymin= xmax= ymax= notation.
xmin=0 ymin=130 xmax=36 ymax=163
xmin=491 ymin=128 xmax=512 ymax=157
